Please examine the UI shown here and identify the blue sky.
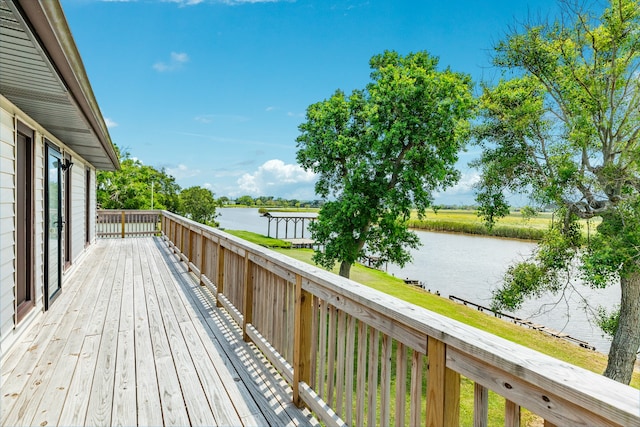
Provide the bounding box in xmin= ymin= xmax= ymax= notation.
xmin=60 ymin=0 xmax=560 ymax=204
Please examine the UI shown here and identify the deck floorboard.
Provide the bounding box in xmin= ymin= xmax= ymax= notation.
xmin=1 ymin=237 xmax=317 ymax=427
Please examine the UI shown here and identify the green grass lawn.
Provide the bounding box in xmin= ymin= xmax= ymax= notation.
xmin=224 ymin=230 xmax=292 ymax=248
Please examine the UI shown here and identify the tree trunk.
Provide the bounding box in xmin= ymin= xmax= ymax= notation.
xmin=339 ymin=260 xmax=352 ymax=279
xmin=603 ymin=269 xmax=640 ymax=384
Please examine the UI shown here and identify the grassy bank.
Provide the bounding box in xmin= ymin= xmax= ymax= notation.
xmin=408 ymin=209 xmax=600 ymax=241
xmin=224 ymin=230 xmax=291 ymax=248
xmin=257 ymin=207 xmax=318 ymax=214
xmin=408 ymin=209 xmax=551 ymax=240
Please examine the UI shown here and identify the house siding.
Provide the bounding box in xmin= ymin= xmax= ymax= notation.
xmin=34 ymin=132 xmax=44 ymax=306
xmin=88 ymin=168 xmax=96 ymax=244
xmin=0 ymin=107 xmax=16 ymax=342
xmin=0 ymin=99 xmax=97 ymax=358
xmin=70 ymin=159 xmax=85 ymax=261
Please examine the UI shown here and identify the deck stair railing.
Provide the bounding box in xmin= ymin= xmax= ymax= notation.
xmin=118 ymin=210 xmax=639 ymax=427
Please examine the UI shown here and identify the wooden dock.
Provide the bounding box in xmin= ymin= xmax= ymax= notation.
xmin=1 ymin=238 xmax=317 ymax=427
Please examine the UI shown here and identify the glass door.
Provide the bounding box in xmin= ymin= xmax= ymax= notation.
xmin=45 ymin=144 xmax=62 ymax=309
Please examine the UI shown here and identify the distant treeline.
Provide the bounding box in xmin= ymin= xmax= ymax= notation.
xmin=220 ymin=195 xmax=323 ymax=208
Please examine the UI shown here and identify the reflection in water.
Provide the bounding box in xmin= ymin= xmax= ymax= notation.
xmin=217 ymin=208 xmax=618 ymax=354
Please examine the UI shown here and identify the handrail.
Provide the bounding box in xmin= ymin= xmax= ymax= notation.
xmin=96 ymin=209 xmax=161 ymax=238
xmin=159 ymin=210 xmax=639 ymax=427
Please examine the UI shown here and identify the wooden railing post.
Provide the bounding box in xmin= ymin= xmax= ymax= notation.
xmin=199 ymin=230 xmax=206 ymax=285
xmin=187 ymin=227 xmax=193 ymax=271
xmin=427 ymin=336 xmax=460 ymax=427
xmin=170 ymin=218 xmax=176 ymax=250
xmin=121 ymin=210 xmax=125 ymax=238
xmin=216 ymin=244 xmax=225 ymax=307
xmin=242 ymin=254 xmax=253 ymax=342
xmin=293 ymin=274 xmax=312 ymax=407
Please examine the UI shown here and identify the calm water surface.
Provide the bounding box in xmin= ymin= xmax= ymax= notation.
xmin=217 ymin=208 xmax=618 ymax=354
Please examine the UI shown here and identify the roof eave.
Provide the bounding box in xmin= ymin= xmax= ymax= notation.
xmin=15 ymin=0 xmax=120 ymax=171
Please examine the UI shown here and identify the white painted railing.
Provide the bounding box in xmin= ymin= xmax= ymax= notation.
xmin=160 ymin=210 xmax=638 ymax=427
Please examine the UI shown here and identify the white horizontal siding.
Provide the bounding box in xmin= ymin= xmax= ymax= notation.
xmin=86 ymin=168 xmax=96 ymax=244
xmin=0 ymin=285 xmax=14 ymax=343
xmin=33 ymin=134 xmax=43 ymax=305
xmin=0 ymin=107 xmax=15 ymax=342
xmin=70 ymin=159 xmax=85 ymax=262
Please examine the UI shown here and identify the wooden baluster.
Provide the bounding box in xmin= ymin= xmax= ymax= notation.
xmin=335 ymin=310 xmax=346 ymax=417
xmin=309 ymin=295 xmax=319 ymax=390
xmin=395 ymin=342 xmax=407 ymax=427
xmin=199 ymin=230 xmax=206 ymax=285
xmin=380 ymin=333 xmax=392 ymax=427
xmin=505 ymin=400 xmax=520 ymax=427
xmin=293 ymin=274 xmax=312 ymax=407
xmin=409 ymin=349 xmax=423 ymax=427
xmin=344 ymin=314 xmax=356 ymax=426
xmin=216 ymin=245 xmax=224 ymax=306
xmin=242 ymin=254 xmax=253 ymax=342
xmin=474 ymin=383 xmax=489 ymax=427
xmin=187 ymin=227 xmax=193 ymax=270
xmin=121 ymin=210 xmax=125 ymax=238
xmin=367 ymin=328 xmax=379 ymax=427
xmin=356 ymin=321 xmax=367 ymax=427
xmin=327 ymin=305 xmax=337 ymax=407
xmin=318 ymin=300 xmax=328 ymax=401
xmin=427 ymin=336 xmax=460 ymax=427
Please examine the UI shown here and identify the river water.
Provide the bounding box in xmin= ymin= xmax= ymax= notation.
xmin=217 ymin=207 xmax=619 ymax=354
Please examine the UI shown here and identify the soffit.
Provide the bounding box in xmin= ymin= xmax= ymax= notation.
xmin=0 ymin=0 xmax=119 ymax=170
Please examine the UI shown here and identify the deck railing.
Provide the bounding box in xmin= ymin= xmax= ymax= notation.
xmin=157 ymin=210 xmax=637 ymax=427
xmin=96 ymin=209 xmax=161 ymax=238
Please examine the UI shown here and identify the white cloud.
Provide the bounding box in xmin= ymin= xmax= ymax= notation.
xmin=153 ymin=52 xmax=190 ymax=72
xmin=236 ymin=159 xmax=316 ymax=198
xmin=432 ymin=171 xmax=481 ymax=205
xmin=166 ymin=163 xmax=201 ymax=180
xmin=104 ymin=117 xmax=118 ymax=128
xmin=443 ymin=171 xmax=481 ymax=196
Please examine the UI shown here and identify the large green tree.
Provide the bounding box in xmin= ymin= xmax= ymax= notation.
xmin=178 ymin=186 xmax=218 ymax=226
xmin=297 ymin=51 xmax=475 ymax=278
xmin=97 ymin=146 xmax=180 ymax=211
xmin=473 ymin=0 xmax=640 ymax=383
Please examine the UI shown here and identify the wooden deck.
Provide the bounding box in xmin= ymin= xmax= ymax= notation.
xmin=1 ymin=237 xmax=318 ymax=426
